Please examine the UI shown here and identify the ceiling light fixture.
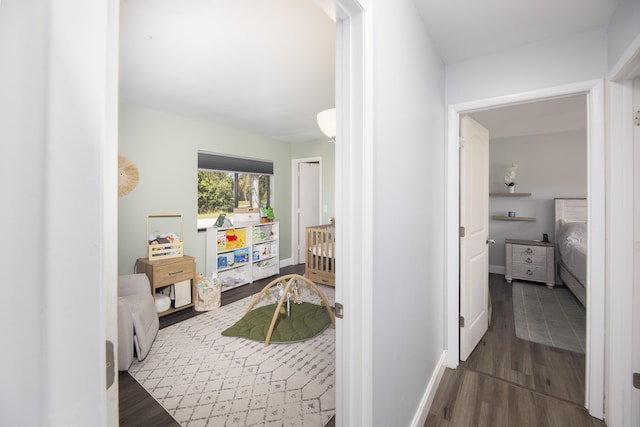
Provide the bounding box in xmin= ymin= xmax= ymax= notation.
xmin=316 ymin=108 xmax=336 ymax=142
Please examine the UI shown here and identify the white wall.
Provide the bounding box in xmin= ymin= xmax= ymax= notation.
xmin=486 ymin=130 xmax=587 ymax=268
xmin=370 ymin=0 xmax=446 ymax=425
xmin=0 ymin=2 xmax=48 ymax=424
xmin=118 ymin=104 xmax=294 ymax=276
xmin=446 ymin=27 xmax=608 ymax=105
xmin=0 ymin=0 xmax=117 ymax=425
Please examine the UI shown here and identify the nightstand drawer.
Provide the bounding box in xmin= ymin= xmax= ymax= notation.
xmin=512 ymin=263 xmax=547 ymax=281
xmin=512 ymin=244 xmax=546 ymax=257
xmin=154 ymin=260 xmax=194 ymax=286
xmin=513 ymin=252 xmax=546 ymax=266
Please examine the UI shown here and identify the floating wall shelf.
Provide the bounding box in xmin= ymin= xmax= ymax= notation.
xmin=489 ymin=192 xmax=532 ymax=197
xmin=492 ymin=215 xmax=536 ymax=222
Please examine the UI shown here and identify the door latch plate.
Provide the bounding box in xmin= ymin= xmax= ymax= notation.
xmin=335 ymin=302 xmax=344 ymax=319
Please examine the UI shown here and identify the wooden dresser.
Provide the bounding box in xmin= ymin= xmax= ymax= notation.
xmin=505 ymin=239 xmax=555 ymax=288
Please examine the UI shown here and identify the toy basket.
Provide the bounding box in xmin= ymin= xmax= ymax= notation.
xmin=147 ymin=212 xmax=184 ymax=260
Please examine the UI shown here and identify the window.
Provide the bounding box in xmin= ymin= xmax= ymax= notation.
xmin=197 ymin=152 xmax=273 ymax=229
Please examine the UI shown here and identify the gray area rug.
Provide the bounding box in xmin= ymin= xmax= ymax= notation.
xmin=512 ymin=281 xmax=585 ymax=354
xmin=128 ymin=284 xmax=335 ymax=427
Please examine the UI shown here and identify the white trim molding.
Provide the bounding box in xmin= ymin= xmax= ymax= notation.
xmin=488 ymin=265 xmax=506 ymax=275
xmin=409 ymin=351 xmax=448 ymax=427
xmin=334 ymin=0 xmax=373 ymax=426
xmin=279 ymin=257 xmax=293 ymax=268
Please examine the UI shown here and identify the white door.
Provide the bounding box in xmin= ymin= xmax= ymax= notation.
xmin=459 ymin=115 xmax=491 ymax=361
xmin=297 ymin=162 xmax=321 ymax=263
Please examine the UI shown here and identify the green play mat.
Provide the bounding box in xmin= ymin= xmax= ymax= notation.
xmin=221 ymin=301 xmax=332 ymax=343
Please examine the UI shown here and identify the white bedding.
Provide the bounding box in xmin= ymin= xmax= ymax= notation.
xmin=311 ymin=246 xmax=334 ymax=258
xmin=309 ymin=226 xmax=335 ymax=258
xmin=557 ymin=220 xmax=587 ymax=286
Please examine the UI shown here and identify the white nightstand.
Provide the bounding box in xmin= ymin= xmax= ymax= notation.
xmin=505 ymin=239 xmax=555 ymax=288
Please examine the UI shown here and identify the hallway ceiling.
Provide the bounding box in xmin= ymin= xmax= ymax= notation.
xmin=119 ymin=0 xmax=616 ymax=142
xmin=414 ymin=0 xmax=619 ymax=65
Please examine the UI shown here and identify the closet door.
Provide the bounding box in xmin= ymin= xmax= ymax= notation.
xmin=297 ymin=162 xmax=321 ymax=263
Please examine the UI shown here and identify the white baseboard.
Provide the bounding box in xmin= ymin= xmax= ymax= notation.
xmin=410 ymin=351 xmax=447 ymax=427
xmin=489 ymin=264 xmax=505 ymax=275
xmin=280 ymin=257 xmax=293 ymax=268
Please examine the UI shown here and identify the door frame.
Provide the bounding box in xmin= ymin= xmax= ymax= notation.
xmin=604 ymin=34 xmax=640 ymax=426
xmin=445 ymin=80 xmax=606 ymax=418
xmin=333 ymin=0 xmax=373 ymax=426
xmin=291 ymin=156 xmax=323 ymax=264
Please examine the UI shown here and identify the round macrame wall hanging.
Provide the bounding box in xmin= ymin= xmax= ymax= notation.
xmin=118 ymin=155 xmax=139 ymax=196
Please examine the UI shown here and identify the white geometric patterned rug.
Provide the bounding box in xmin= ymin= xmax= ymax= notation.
xmin=128 ymin=284 xmax=335 ymax=427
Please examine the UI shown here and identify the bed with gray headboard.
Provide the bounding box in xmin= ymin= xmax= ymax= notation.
xmin=554 ymin=198 xmax=587 ymax=306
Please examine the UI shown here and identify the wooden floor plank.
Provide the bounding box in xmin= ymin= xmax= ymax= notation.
xmin=426 ymin=274 xmax=603 ymax=427
xmin=463 ymin=274 xmax=585 ymax=404
xmin=119 ymin=371 xmax=180 ymax=427
xmin=426 ymin=367 xmax=604 ymax=427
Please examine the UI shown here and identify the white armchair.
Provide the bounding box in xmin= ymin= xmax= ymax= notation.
xmin=118 ymin=274 xmax=159 ymax=371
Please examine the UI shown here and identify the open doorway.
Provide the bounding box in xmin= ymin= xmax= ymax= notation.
xmin=292 ymin=157 xmax=322 ymax=264
xmin=459 ymin=95 xmax=589 ymax=405
xmin=447 ymin=80 xmax=606 ymax=419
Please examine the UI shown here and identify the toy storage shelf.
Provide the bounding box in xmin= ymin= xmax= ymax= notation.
xmin=206 ymin=222 xmax=280 ymax=291
xmin=252 ymin=222 xmax=279 ymax=281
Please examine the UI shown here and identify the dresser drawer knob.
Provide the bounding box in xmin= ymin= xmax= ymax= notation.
xmin=168 ymin=270 xmax=184 ymax=275
xmin=526 ymin=258 xmax=532 ymax=263
xmin=526 ymin=248 xmax=533 ymax=254
xmin=526 ymin=269 xmax=533 ymax=275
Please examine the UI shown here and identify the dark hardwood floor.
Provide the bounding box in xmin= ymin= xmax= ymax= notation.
xmin=119 ymin=370 xmax=180 ymax=427
xmin=425 ymin=274 xmax=605 ymax=426
xmin=425 ymin=368 xmax=604 ymax=427
xmin=124 ymin=270 xmax=600 ymax=426
xmin=119 ymin=263 xmax=337 ymax=427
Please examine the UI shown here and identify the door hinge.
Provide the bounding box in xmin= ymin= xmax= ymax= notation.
xmin=459 ymin=226 xmax=465 ymax=238
xmin=335 ymin=302 xmax=344 ymax=319
xmin=634 ymin=110 xmax=640 ymax=126
xmin=634 ymin=373 xmax=640 ymax=389
xmin=459 ymin=316 xmax=465 ymax=328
